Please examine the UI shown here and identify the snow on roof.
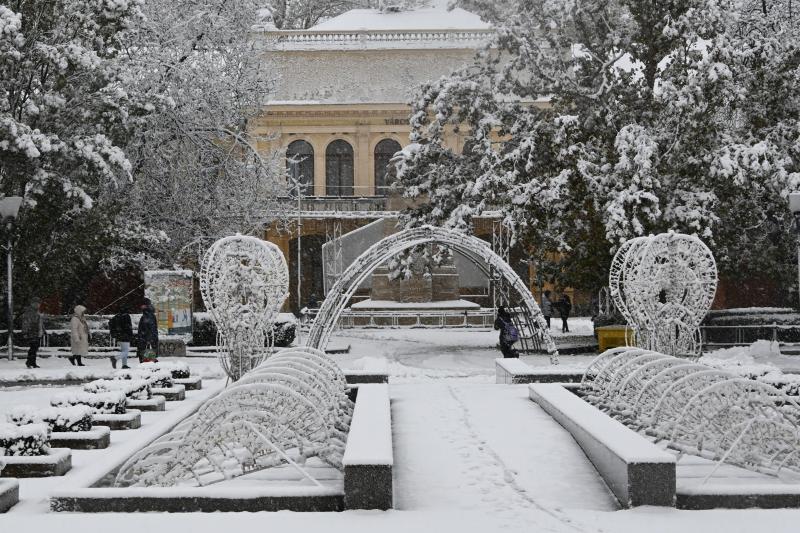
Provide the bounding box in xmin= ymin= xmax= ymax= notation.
xmin=309 ymin=8 xmax=490 ymax=31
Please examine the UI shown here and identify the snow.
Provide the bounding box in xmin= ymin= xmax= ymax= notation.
xmin=342 ymin=384 xmax=392 ymax=466
xmin=3 ymin=329 xmax=800 ymax=528
xmin=309 ymin=8 xmax=490 ymax=31
xmin=494 ymin=357 xmax=534 ymax=375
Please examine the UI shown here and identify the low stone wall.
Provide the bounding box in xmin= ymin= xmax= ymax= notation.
xmin=51 ymin=487 xmax=343 ymax=513
xmin=529 ymin=384 xmax=675 ymax=508
xmin=0 ymin=479 xmax=19 ymax=512
xmin=342 ymin=383 xmax=393 ymax=510
xmin=677 ymin=484 xmax=800 ymax=509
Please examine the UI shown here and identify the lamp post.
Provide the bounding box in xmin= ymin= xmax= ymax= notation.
xmin=789 ymin=193 xmax=800 ymax=308
xmin=0 ymin=196 xmax=22 ymax=361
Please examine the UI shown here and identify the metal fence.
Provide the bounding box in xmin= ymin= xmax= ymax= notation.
xmin=700 ymin=323 xmax=800 ymax=350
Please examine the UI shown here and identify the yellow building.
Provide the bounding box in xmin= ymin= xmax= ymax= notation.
xmin=252 ymin=6 xmax=576 ymax=312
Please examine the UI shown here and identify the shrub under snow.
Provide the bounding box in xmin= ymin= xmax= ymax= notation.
xmin=0 ymin=422 xmax=49 ymax=456
xmin=84 ymin=378 xmax=151 ymax=400
xmin=7 ymin=405 xmax=93 ymax=433
xmin=51 ymin=391 xmax=127 ymax=414
xmin=116 ymin=366 xmax=174 ymax=388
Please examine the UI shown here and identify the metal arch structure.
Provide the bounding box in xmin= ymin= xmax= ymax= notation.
xmin=609 ymin=233 xmax=717 ymax=357
xmin=307 ymin=225 xmax=559 ymax=362
xmin=114 ymin=347 xmax=353 ymax=488
xmin=582 ymin=347 xmax=800 ymax=478
xmin=200 ymin=235 xmax=289 ymax=381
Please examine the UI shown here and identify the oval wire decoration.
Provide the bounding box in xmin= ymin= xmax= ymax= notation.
xmin=200 ymin=235 xmax=289 ymax=381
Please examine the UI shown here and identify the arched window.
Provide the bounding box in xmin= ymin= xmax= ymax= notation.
xmin=286 ymin=140 xmax=314 ymax=195
xmin=326 ymin=140 xmax=354 ymax=196
xmin=374 ymin=139 xmax=402 ymax=196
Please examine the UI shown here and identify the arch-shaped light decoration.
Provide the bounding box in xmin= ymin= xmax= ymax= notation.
xmin=114 ymin=347 xmax=353 ymax=487
xmin=307 ymin=225 xmax=559 ymax=363
xmin=609 ymin=232 xmax=717 ymax=357
xmin=200 ymin=235 xmax=289 ymax=381
xmin=581 ymin=348 xmax=800 ymax=477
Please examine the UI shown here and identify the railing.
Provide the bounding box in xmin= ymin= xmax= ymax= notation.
xmin=302 ymin=308 xmax=496 ymax=329
xmin=262 ymin=28 xmax=494 ymax=50
xmin=700 ymin=323 xmax=800 ymax=350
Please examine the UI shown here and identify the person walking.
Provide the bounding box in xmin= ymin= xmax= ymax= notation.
xmin=109 ymin=306 xmax=133 ymax=369
xmin=21 ymin=297 xmax=45 ymax=369
xmin=494 ymin=306 xmax=520 ymax=358
xmin=137 ymin=299 xmax=159 ymax=363
xmin=69 ymin=305 xmax=90 ymax=366
xmin=541 ymin=290 xmax=553 ymax=329
xmin=558 ymin=293 xmax=572 ymax=333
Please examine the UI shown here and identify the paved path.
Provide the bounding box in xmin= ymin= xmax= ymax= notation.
xmin=391 ymin=382 xmax=618 ymax=525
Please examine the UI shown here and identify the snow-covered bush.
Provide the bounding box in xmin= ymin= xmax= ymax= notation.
xmin=116 ymin=366 xmax=174 ymax=388
xmin=6 ymin=405 xmax=93 ymax=433
xmin=758 ymin=373 xmax=800 ymax=397
xmin=144 ymin=361 xmax=190 ymax=379
xmin=84 ymin=379 xmax=151 ymax=400
xmin=0 ymin=423 xmax=49 ymax=456
xmin=51 ymin=391 xmax=127 ymax=414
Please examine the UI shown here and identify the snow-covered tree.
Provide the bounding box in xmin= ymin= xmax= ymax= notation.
xmin=0 ymin=0 xmax=151 ymax=311
xmin=397 ymin=0 xmax=800 ymax=293
xmin=120 ymin=0 xmax=288 ymax=265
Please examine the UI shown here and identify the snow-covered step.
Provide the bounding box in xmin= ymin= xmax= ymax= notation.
xmin=0 ymin=479 xmax=19 ymax=512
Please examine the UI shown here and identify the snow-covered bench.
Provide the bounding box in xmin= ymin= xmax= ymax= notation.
xmin=529 ymin=384 xmax=675 ymax=507
xmin=342 ymin=383 xmax=393 ymax=510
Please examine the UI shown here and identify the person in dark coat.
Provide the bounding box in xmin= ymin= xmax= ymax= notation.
xmin=493 ymin=306 xmax=519 ymax=358
xmin=558 ymin=294 xmax=572 ymax=333
xmin=21 ymin=297 xmax=45 ymax=368
xmin=109 ymin=305 xmax=133 ymax=369
xmin=137 ymin=300 xmax=159 ymax=363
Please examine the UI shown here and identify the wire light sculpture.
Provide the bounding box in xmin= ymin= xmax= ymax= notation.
xmin=114 ymin=346 xmax=353 ymax=487
xmin=581 ymin=347 xmax=800 ymax=478
xmin=308 ymin=225 xmax=559 ymax=363
xmin=609 ymin=232 xmax=717 ymax=356
xmin=200 ymin=235 xmax=289 ymax=381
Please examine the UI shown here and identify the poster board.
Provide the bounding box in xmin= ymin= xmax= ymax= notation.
xmin=144 ymin=270 xmax=194 ymax=336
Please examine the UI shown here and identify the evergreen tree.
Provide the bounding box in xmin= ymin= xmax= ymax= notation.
xmin=397 ymin=0 xmax=800 ymax=294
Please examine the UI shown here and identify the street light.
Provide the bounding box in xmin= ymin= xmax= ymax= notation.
xmin=0 ymin=196 xmax=23 ymax=361
xmin=789 ymin=193 xmax=800 ymax=309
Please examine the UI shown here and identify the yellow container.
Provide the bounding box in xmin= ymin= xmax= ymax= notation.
xmin=595 ymin=325 xmax=636 ymax=353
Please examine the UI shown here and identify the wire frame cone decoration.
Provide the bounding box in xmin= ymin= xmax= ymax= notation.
xmin=200 ymin=235 xmax=289 ymax=381
xmin=114 ymin=346 xmax=354 ymax=487
xmin=609 ymin=232 xmax=717 ymax=357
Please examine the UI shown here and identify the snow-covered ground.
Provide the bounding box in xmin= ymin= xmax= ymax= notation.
xmin=2 ymin=327 xmax=800 ymax=531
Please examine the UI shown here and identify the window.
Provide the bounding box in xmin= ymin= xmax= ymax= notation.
xmin=286 ymin=140 xmax=314 ymax=195
xmin=325 ymin=140 xmax=354 ymax=196
xmin=374 ymin=139 xmax=402 ymax=196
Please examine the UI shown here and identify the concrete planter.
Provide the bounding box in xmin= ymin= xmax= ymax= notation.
xmin=128 ymin=396 xmax=166 ymax=412
xmin=174 ymin=376 xmax=202 ymax=390
xmin=49 ymin=427 xmax=111 ymax=450
xmin=0 ymin=448 xmax=72 ymax=478
xmin=151 ymin=385 xmax=186 ymax=401
xmin=92 ymin=410 xmax=142 ymax=430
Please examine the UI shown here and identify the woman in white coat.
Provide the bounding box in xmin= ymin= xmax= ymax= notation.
xmin=69 ymin=305 xmax=90 ymax=366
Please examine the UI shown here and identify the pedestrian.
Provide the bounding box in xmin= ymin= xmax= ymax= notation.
xmin=21 ymin=297 xmax=45 ymax=369
xmin=558 ymin=293 xmax=572 ymax=333
xmin=541 ymin=290 xmax=553 ymax=329
xmin=137 ymin=299 xmax=159 ymax=363
xmin=109 ymin=305 xmax=133 ymax=369
xmin=494 ymin=306 xmax=520 ymax=358
xmin=69 ymin=305 xmax=89 ymax=366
